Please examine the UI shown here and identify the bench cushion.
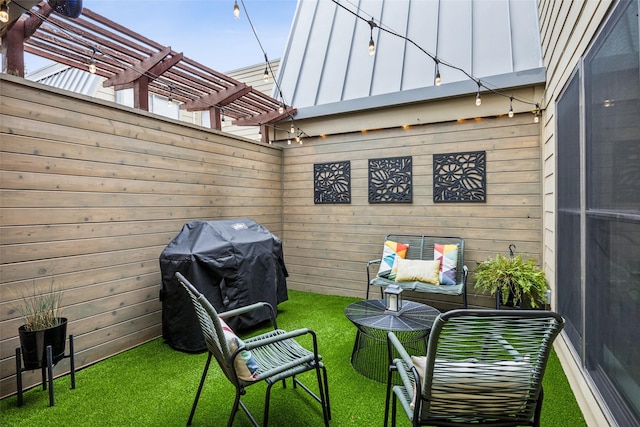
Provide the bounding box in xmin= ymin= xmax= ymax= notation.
xmin=370 ymin=276 xmax=464 ymax=296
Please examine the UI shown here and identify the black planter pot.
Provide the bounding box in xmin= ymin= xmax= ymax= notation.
xmin=18 ymin=318 xmax=68 ymax=370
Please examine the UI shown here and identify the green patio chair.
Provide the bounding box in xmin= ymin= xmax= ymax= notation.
xmin=175 ymin=272 xmax=331 ymax=427
xmin=385 ymin=309 xmax=564 ymax=427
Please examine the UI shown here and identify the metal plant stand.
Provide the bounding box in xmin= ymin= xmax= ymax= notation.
xmin=15 ymin=334 xmax=76 ymax=407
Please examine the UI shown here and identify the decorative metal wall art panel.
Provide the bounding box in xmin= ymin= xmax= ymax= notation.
xmin=433 ymin=151 xmax=486 ymax=202
xmin=368 ymin=156 xmax=412 ymax=203
xmin=314 ymin=161 xmax=351 ymax=204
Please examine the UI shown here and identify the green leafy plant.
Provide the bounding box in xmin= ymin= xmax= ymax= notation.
xmin=474 ymin=254 xmax=548 ymax=308
xmin=15 ymin=281 xmax=64 ymax=331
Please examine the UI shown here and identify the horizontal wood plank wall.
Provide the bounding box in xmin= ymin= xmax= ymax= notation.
xmin=0 ymin=75 xmax=283 ymax=398
xmin=281 ymin=115 xmax=542 ymax=311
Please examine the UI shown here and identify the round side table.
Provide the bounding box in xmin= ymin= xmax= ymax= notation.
xmin=344 ymin=299 xmax=441 ymax=383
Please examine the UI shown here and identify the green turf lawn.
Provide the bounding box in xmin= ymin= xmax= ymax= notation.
xmin=1 ymin=290 xmax=586 ymax=426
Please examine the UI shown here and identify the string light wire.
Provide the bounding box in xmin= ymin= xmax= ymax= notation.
xmin=331 ymin=0 xmax=543 ymax=117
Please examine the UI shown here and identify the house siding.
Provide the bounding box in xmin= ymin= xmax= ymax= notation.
xmin=538 ymin=0 xmax=616 ymax=425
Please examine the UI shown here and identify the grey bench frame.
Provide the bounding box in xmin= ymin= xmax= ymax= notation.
xmin=366 ymin=234 xmax=468 ymax=308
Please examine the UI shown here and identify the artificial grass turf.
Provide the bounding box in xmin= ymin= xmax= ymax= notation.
xmin=1 ymin=290 xmax=586 ymax=426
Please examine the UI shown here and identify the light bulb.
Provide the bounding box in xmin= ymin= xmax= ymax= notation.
xmin=167 ymin=96 xmax=172 ymax=106
xmin=368 ymin=38 xmax=375 ymax=56
xmin=0 ymin=3 xmax=9 ymax=24
xmin=287 ymin=139 xmax=291 ymax=145
xmin=475 ymin=92 xmax=481 ymax=106
xmin=263 ymin=67 xmax=269 ymax=83
xmin=290 ymin=123 xmax=295 ymax=134
xmin=233 ymin=1 xmax=240 ymax=18
xmin=278 ymin=104 xmax=284 ymax=114
xmin=534 ymin=113 xmax=540 ymax=123
xmin=434 ymin=62 xmax=441 ymax=86
xmin=508 ymin=97 xmax=514 ymax=117
xmin=508 ymin=107 xmax=514 ymax=118
xmin=88 ymin=59 xmax=97 ymax=74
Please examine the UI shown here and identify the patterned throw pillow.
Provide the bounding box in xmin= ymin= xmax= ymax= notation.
xmin=220 ymin=318 xmax=259 ymax=381
xmin=434 ymin=243 xmax=459 ymax=285
xmin=377 ymin=240 xmax=409 ymax=280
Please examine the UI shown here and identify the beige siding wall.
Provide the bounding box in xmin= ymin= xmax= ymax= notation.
xmin=282 ymin=114 xmax=542 ymax=311
xmin=538 ymin=0 xmax=615 ymax=425
xmin=0 ymin=75 xmax=283 ymax=398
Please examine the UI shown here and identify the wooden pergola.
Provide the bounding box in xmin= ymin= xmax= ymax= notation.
xmin=0 ymin=1 xmax=295 ymax=142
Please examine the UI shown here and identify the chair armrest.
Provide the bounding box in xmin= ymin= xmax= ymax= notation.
xmin=220 ymin=302 xmax=277 ymax=329
xmin=387 ymin=332 xmax=421 ymax=404
xmin=367 ymin=258 xmax=382 ymax=268
xmin=366 ymin=259 xmax=382 ymax=299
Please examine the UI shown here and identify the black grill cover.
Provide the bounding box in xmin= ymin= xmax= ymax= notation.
xmin=159 ymin=219 xmax=288 ymax=352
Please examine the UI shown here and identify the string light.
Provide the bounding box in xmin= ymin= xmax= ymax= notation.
xmin=263 ymin=65 xmax=269 ymax=83
xmin=475 ymin=82 xmax=482 ymax=106
xmin=88 ymin=46 xmax=97 ymax=74
xmin=0 ymin=2 xmax=9 ymax=24
xmin=508 ymin=96 xmax=514 ymax=117
xmin=233 ymin=0 xmax=240 ymax=18
xmin=368 ymin=19 xmax=376 ymax=56
xmin=167 ymin=84 xmax=173 ymax=106
xmin=434 ymin=60 xmax=441 ymax=86
xmin=534 ymin=104 xmax=540 ymax=123
xmin=278 ymin=103 xmax=285 ymax=114
xmin=290 ymin=121 xmax=296 ymax=135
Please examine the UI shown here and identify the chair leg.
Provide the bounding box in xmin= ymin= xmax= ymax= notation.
xmin=315 ymin=364 xmax=330 ymax=427
xmin=384 ymin=368 xmax=393 ymax=427
xmin=533 ymin=387 xmax=544 ymax=427
xmin=263 ymin=382 xmax=275 ymax=427
xmin=187 ymin=353 xmax=212 ymax=426
xmin=321 ymin=365 xmax=331 ymax=421
xmin=391 ymin=392 xmax=397 ymax=427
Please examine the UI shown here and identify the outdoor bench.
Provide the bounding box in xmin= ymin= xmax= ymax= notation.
xmin=366 ymin=234 xmax=468 ymax=308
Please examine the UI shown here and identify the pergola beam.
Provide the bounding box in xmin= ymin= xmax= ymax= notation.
xmin=182 ymin=83 xmax=252 ymax=111
xmin=4 ymin=5 xmax=293 ymax=134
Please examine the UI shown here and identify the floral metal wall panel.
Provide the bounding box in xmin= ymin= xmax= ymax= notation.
xmin=368 ymin=156 xmax=412 ymax=203
xmin=433 ymin=151 xmax=486 ymax=202
xmin=314 ymin=161 xmax=351 ymax=204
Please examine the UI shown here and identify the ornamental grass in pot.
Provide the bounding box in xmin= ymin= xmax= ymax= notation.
xmin=16 ymin=283 xmax=67 ymax=369
xmin=473 ymin=253 xmax=548 ymax=309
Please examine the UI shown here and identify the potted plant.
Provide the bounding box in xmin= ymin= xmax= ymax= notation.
xmin=473 ymin=253 xmax=548 ymax=308
xmin=15 ymin=282 xmax=67 ymax=370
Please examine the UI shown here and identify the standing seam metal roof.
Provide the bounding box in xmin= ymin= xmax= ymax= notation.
xmin=276 ymin=0 xmax=545 ymax=119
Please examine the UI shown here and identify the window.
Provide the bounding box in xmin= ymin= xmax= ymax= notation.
xmin=556 ymin=1 xmax=640 ymax=425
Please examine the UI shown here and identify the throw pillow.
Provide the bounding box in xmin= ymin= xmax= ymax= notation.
xmin=434 ymin=243 xmax=458 ymax=286
xmin=377 ymin=240 xmax=409 ymax=280
xmin=220 ymin=318 xmax=259 ymax=381
xmin=395 ymin=259 xmax=440 ymax=284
